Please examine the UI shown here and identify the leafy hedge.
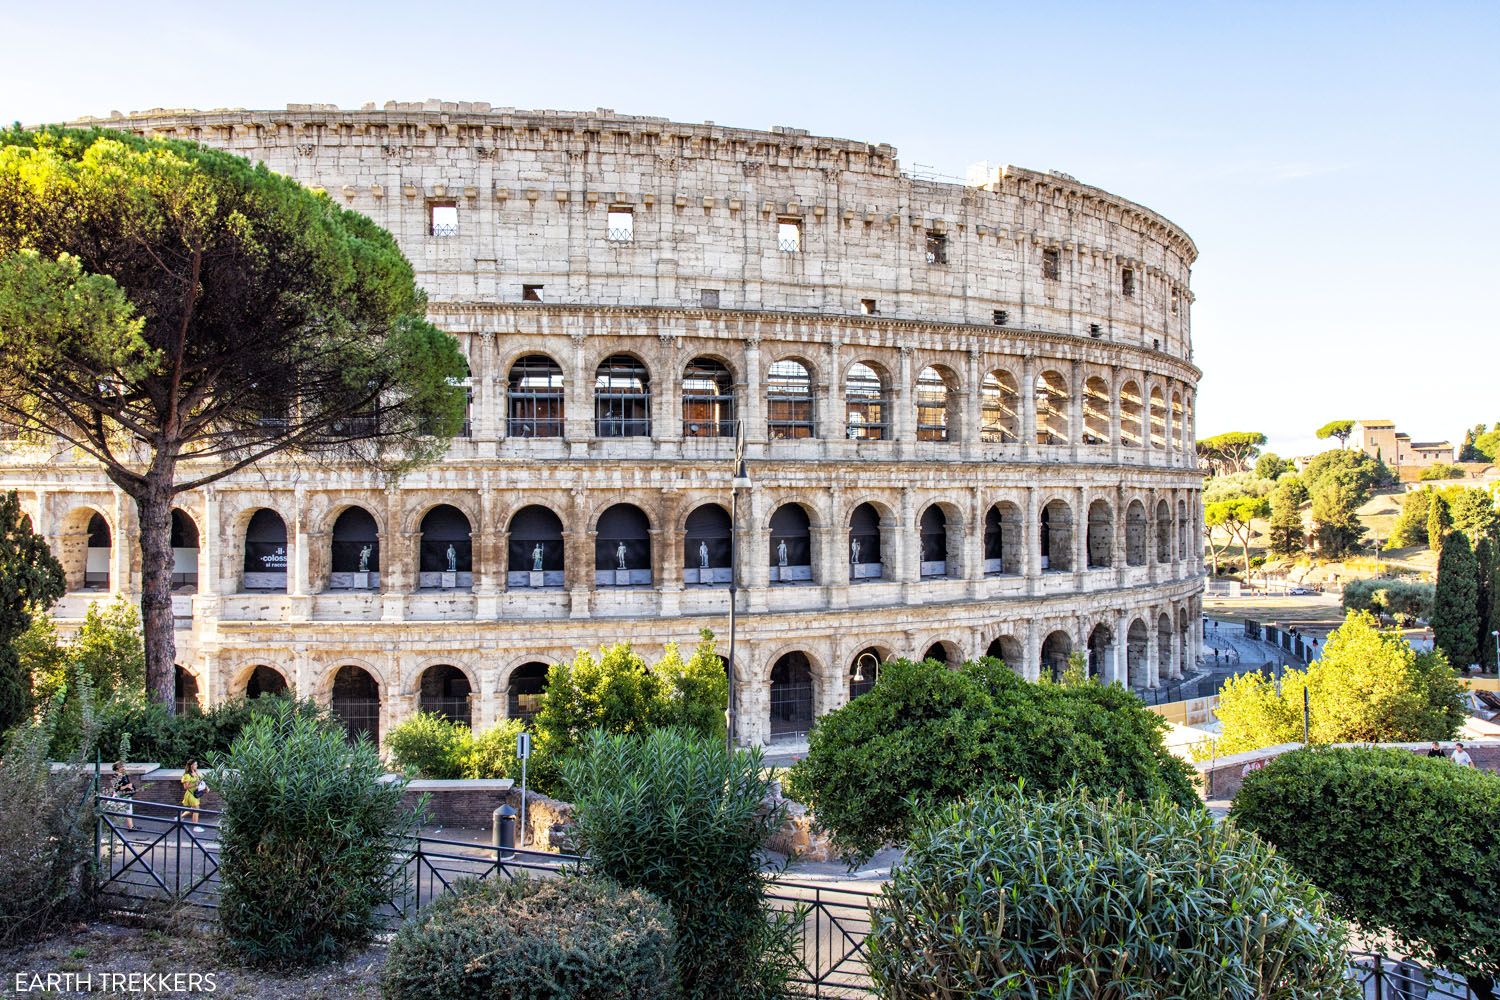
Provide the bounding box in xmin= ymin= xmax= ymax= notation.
xmin=384 ymin=713 xmax=527 ymax=779
xmin=563 ymin=730 xmax=799 ymax=1000
xmin=211 ymin=701 xmax=418 ymax=966
xmin=1232 ymin=747 xmax=1500 ymax=988
xmin=869 ymin=784 xmax=1357 ymax=999
xmin=786 ymin=658 xmax=1198 ymax=863
xmin=381 ymin=875 xmax=677 ymax=1000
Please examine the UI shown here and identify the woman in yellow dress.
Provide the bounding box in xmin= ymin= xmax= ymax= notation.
xmin=180 ymin=759 xmax=207 ymax=833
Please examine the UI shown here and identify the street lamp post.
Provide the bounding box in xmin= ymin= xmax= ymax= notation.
xmin=726 ymin=425 xmax=751 ymax=756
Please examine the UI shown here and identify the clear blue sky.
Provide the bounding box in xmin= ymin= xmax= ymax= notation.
xmin=5 ymin=1 xmax=1496 ymax=459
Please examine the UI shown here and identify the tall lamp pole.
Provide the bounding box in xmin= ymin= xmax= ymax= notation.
xmin=727 ymin=423 xmax=750 ymax=756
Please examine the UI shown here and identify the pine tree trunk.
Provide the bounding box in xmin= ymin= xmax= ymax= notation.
xmin=135 ymin=483 xmax=177 ymax=711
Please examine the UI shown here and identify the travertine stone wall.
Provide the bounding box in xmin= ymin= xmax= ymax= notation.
xmin=0 ymin=103 xmax=1205 ymax=747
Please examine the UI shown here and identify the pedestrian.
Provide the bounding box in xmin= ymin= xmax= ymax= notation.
xmin=180 ymin=759 xmax=208 ymax=833
xmin=1427 ymin=741 xmax=1445 ymax=759
xmin=110 ymin=761 xmax=135 ymax=831
xmin=1452 ymin=742 xmax=1474 ymax=768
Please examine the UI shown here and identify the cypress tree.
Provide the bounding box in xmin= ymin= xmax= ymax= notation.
xmin=1427 ymin=493 xmax=1451 ymax=552
xmin=1432 ymin=531 xmax=1480 ymax=670
xmin=0 ymin=490 xmax=66 ymax=731
xmin=1478 ymin=536 xmax=1499 ymax=672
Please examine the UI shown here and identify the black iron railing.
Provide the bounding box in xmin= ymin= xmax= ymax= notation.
xmin=95 ymin=795 xmax=1486 ymax=999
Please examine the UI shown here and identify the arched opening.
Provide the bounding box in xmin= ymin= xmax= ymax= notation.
xmin=1156 ymin=499 xmax=1173 ymax=563
xmin=922 ymin=642 xmax=956 ymax=666
xmin=980 ymin=370 xmax=1019 ymax=443
xmin=85 ymin=513 xmax=112 ymax=589
xmin=684 ymin=503 xmax=732 ymax=585
xmin=330 ymin=665 xmax=381 ymax=744
xmin=769 ymin=503 xmax=813 ymax=583
xmin=507 ymin=354 xmax=564 ymax=438
xmin=915 ymin=365 xmax=955 ymax=442
xmin=844 ymin=362 xmax=889 ymax=441
xmin=418 ymin=665 xmax=472 ymax=727
xmin=1126 ymin=500 xmax=1148 ymax=566
xmin=1086 ymin=499 xmax=1113 ymax=569
xmin=455 ymin=357 xmax=474 ymax=438
xmin=508 ymin=505 xmax=564 ymax=588
xmin=1183 ymin=395 xmax=1195 ymax=457
xmin=244 ymin=665 xmax=288 ymax=699
xmin=596 ymin=503 xmax=651 ymax=586
xmin=1149 ymin=387 xmax=1167 ymax=449
xmin=507 ymin=662 xmax=550 ymax=721
xmin=243 ymin=509 xmax=288 ymax=592
xmin=1040 ymin=631 xmax=1072 ymax=681
xmin=919 ymin=505 xmax=951 ymax=578
xmin=1127 ymin=619 xmax=1150 ymax=688
xmin=1178 ymin=608 xmax=1191 ymax=676
xmin=1087 ymin=625 xmax=1114 ymax=679
xmin=849 ymin=502 xmax=884 ymax=581
xmin=170 ymin=509 xmax=199 ymax=591
xmin=174 ymin=666 xmax=200 ymax=715
xmin=419 ymin=505 xmax=472 ymax=590
xmin=1083 ymin=376 xmax=1110 ymax=445
xmin=848 ymin=647 xmax=884 ymax=700
xmin=595 ymin=354 xmax=652 ymax=438
xmin=1158 ymin=613 xmax=1175 ymax=681
xmin=1172 ymin=392 xmax=1185 ymax=453
xmin=769 ymin=652 xmax=814 ymax=742
xmin=682 ymin=357 xmax=735 ymax=438
xmin=767 ymin=359 xmax=815 ymax=439
xmin=1040 ymin=500 xmax=1073 ymax=572
xmin=1120 ymin=380 xmax=1144 ymax=448
xmin=984 ymin=502 xmax=1022 ymax=575
xmin=986 ymin=635 xmax=1022 ymax=668
xmin=330 ymin=507 xmax=380 ymax=590
xmin=1177 ymin=499 xmax=1189 ymax=556
xmin=1035 ymin=370 xmax=1070 ymax=444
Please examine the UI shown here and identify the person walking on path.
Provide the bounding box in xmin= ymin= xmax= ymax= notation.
xmin=180 ymin=759 xmax=208 ymax=833
xmin=1452 ymin=742 xmax=1475 ymax=768
xmin=1427 ymin=741 xmax=1446 ymax=758
xmin=110 ymin=761 xmax=135 ymax=832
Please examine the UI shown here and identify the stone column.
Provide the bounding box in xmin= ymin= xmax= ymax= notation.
xmin=288 ymin=491 xmax=310 ymax=622
xmin=1068 ymin=359 xmax=1084 ymax=460
xmin=1023 ymin=619 xmax=1041 ymax=682
xmin=1114 ymin=485 xmax=1128 ymax=587
xmin=825 ymin=338 xmax=843 ymax=449
xmin=824 ymin=488 xmax=847 ymax=609
xmin=895 ymin=346 xmax=914 ymax=459
xmin=197 ymin=490 xmax=217 ymax=598
xmin=1111 ymin=611 xmax=1130 ymax=686
xmin=1146 ymin=619 xmax=1160 ymax=688
xmin=742 ymin=337 xmax=764 ymax=453
xmin=656 ymin=492 xmax=684 ymax=615
xmin=1024 ymin=486 xmax=1041 ymax=592
xmin=565 ymin=331 xmax=591 ymax=455
xmin=897 ymin=487 xmax=917 ymax=601
xmin=1072 ymin=486 xmax=1088 ymax=586
xmin=566 ymin=489 xmax=592 ymax=618
xmin=1108 ymin=365 xmax=1122 ymax=462
xmin=1020 ymin=355 xmax=1037 ymax=457
xmin=965 ymin=486 xmax=984 ymax=596
xmin=472 ymin=330 xmax=497 ymax=441
xmin=655 ymin=333 xmax=682 ymax=453
xmin=1163 ymin=378 xmax=1176 ymax=468
xmin=743 ymin=485 xmax=769 ymax=612
xmin=962 ymin=347 xmax=981 ymax=458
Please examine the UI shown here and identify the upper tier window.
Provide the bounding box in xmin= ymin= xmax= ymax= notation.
xmin=607 ymin=208 xmax=634 ymax=243
xmin=777 ymin=219 xmax=801 ymax=253
xmin=429 ymin=202 xmax=458 ymax=237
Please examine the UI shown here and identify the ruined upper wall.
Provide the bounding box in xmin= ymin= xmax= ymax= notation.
xmin=66 ymin=103 xmax=1198 ymax=360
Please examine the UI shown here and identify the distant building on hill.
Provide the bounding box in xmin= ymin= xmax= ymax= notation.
xmin=1350 ymin=419 xmax=1454 ymax=472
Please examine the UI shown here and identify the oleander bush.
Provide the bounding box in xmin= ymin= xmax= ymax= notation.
xmin=869 ymin=784 xmax=1358 ymax=999
xmin=210 ymin=701 xmax=419 ymax=966
xmin=380 ymin=875 xmax=677 ymax=1000
xmin=1233 ymin=747 xmax=1500 ymax=992
xmin=786 ymin=657 xmax=1198 ymax=864
xmin=0 ymin=685 xmax=97 ymax=946
xmin=563 ymin=729 xmax=800 ymax=1000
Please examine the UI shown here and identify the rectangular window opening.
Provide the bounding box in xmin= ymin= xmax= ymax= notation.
xmin=777 ymin=218 xmax=802 ymax=253
xmin=1171 ymin=290 xmax=1180 ymax=314
xmin=700 ymin=288 xmax=720 ymax=309
xmin=860 ymin=298 xmax=878 ymax=316
xmin=429 ymin=201 xmax=458 ymax=237
xmin=607 ymin=208 xmax=634 ymax=243
xmin=522 ymin=284 xmax=544 ymax=302
xmin=1042 ymin=248 xmax=1061 ymax=280
xmin=992 ymin=309 xmax=1008 ymax=326
xmin=925 ymin=231 xmax=948 ymax=265
xmin=1122 ymin=267 xmax=1135 ymax=297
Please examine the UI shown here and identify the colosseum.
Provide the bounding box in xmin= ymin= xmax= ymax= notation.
xmin=2 ymin=101 xmax=1204 ymax=747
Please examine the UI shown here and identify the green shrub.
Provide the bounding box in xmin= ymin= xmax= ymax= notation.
xmin=1343 ymin=576 xmax=1435 ymax=622
xmin=1208 ymin=611 xmax=1464 ymax=757
xmin=385 ymin=711 xmax=467 ymax=779
xmin=381 ymin=875 xmax=676 ymax=1000
xmin=1232 ymin=747 xmax=1500 ymax=988
xmin=0 ymin=685 xmax=97 ymax=946
xmin=461 ymin=718 xmax=526 ymax=779
xmin=869 ymin=784 xmax=1357 ymax=999
xmin=210 ymin=700 xmax=419 ymax=966
xmin=563 ymin=729 xmax=799 ymax=1000
xmin=786 ymin=658 xmax=1198 ymax=864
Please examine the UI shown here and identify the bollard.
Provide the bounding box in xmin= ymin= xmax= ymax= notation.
xmin=493 ymin=804 xmax=517 ymax=856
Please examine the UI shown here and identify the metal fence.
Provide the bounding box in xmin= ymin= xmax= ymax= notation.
xmin=97 ymin=796 xmax=1486 ymax=999
xmin=94 ymin=794 xmax=882 ymax=996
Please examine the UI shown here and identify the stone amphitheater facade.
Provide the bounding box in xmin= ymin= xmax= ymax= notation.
xmin=1 ymin=101 xmax=1205 ymax=746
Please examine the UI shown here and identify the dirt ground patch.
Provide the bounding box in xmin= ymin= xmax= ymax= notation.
xmin=0 ymin=920 xmax=386 ymax=999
